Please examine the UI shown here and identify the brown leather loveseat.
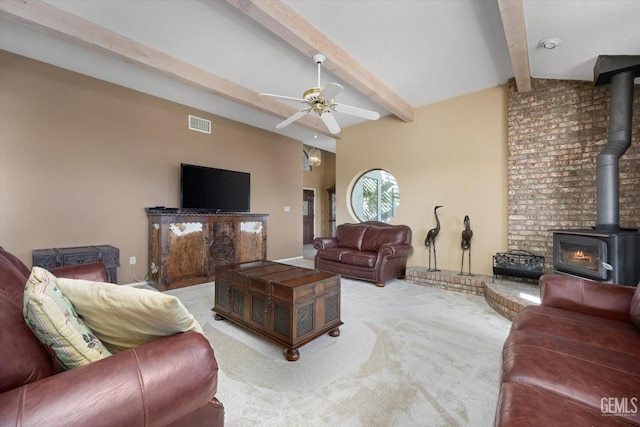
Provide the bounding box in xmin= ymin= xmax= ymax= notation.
xmin=0 ymin=246 xmax=224 ymax=427
xmin=494 ymin=273 xmax=640 ymax=426
xmin=313 ymin=221 xmax=413 ymax=287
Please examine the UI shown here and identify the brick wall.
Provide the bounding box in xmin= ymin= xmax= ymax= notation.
xmin=507 ymin=78 xmax=640 ymax=271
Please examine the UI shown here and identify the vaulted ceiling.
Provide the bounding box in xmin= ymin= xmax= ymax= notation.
xmin=1 ymin=0 xmax=638 ymax=152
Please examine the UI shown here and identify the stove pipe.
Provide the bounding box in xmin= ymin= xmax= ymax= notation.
xmin=593 ymin=56 xmax=640 ymax=231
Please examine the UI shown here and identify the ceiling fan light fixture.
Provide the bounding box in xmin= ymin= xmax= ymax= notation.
xmin=303 ymin=87 xmax=322 ymax=100
xmin=309 ymin=147 xmax=321 ymax=167
xmin=261 ymin=53 xmax=380 ymax=135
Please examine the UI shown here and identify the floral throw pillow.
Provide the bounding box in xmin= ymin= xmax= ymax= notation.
xmin=23 ymin=267 xmax=112 ymax=370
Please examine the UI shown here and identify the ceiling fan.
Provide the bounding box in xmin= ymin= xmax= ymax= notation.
xmin=260 ymin=53 xmax=380 ymax=135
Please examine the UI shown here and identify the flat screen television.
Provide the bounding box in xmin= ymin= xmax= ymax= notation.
xmin=180 ymin=163 xmax=250 ymax=212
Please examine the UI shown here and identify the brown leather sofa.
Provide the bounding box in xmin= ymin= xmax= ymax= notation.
xmin=313 ymin=221 xmax=413 ymax=287
xmin=0 ymin=246 xmax=224 ymax=427
xmin=494 ymin=273 xmax=640 ymax=426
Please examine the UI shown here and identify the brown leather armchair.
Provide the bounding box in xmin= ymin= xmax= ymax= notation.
xmin=313 ymin=221 xmax=413 ymax=287
xmin=0 ymin=247 xmax=224 ymax=427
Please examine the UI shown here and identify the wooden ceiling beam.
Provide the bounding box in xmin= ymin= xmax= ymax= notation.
xmin=0 ymin=0 xmax=335 ymax=137
xmin=227 ymin=0 xmax=415 ymax=123
xmin=497 ymin=0 xmax=531 ymax=92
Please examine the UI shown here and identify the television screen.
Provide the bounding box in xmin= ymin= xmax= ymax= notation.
xmin=180 ymin=163 xmax=250 ymax=212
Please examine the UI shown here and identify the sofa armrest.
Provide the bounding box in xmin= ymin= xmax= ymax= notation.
xmin=379 ymin=244 xmax=414 ymax=259
xmin=313 ymin=237 xmax=338 ymax=251
xmin=50 ymin=262 xmax=107 ymax=282
xmin=0 ymin=332 xmax=220 ymax=427
xmin=540 ymin=274 xmax=635 ymax=322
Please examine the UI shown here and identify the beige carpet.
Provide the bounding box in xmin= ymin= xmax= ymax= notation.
xmin=165 ymin=259 xmax=512 ymax=427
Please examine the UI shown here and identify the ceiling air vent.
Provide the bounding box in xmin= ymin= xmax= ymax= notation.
xmin=188 ymin=115 xmax=211 ymax=134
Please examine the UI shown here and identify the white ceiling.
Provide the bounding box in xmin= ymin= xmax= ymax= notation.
xmin=1 ymin=0 xmax=638 ymax=153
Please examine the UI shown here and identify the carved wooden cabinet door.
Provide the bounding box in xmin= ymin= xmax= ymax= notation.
xmin=167 ymin=221 xmax=207 ymax=282
xmin=147 ymin=211 xmax=268 ymax=290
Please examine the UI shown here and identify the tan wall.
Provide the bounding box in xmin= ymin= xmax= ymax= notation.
xmin=0 ymin=50 xmax=507 ymax=279
xmin=303 ymin=146 xmax=336 ymax=239
xmin=0 ymin=51 xmax=303 ymax=283
xmin=337 ymin=86 xmax=509 ymax=276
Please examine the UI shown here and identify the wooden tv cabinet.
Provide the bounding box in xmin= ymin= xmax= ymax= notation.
xmin=146 ymin=210 xmax=267 ymax=290
xmin=214 ymin=261 xmax=342 ymax=361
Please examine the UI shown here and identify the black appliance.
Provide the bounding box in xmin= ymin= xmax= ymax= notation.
xmin=552 ymin=56 xmax=640 ymax=287
xmin=180 ymin=163 xmax=250 ymax=213
xmin=553 ymin=229 xmax=639 ymax=285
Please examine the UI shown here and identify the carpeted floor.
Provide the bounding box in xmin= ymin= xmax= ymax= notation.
xmin=165 ymin=259 xmax=512 ymax=427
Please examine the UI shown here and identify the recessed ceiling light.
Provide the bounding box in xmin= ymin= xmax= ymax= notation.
xmin=539 ymin=38 xmax=562 ymax=50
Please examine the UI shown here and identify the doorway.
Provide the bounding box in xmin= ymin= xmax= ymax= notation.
xmin=303 ymin=189 xmax=315 ymax=244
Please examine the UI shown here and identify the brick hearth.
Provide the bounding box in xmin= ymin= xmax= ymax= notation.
xmin=405 ymin=266 xmax=540 ymax=321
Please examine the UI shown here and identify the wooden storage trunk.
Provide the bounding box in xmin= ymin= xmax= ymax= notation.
xmin=214 ymin=261 xmax=342 ymax=361
xmin=32 ymin=245 xmax=120 ymax=283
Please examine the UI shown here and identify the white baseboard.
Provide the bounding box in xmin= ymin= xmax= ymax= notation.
xmin=122 ymin=281 xmax=151 ymax=287
xmin=274 ymin=255 xmax=304 ymax=262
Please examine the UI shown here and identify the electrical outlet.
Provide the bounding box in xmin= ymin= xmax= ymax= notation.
xmin=129 ymin=256 xmax=136 ymax=265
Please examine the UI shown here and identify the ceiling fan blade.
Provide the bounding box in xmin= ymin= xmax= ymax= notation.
xmin=275 ymin=108 xmax=311 ymax=129
xmin=320 ymin=110 xmax=341 ymax=135
xmin=260 ymin=93 xmax=306 ymax=103
xmin=320 ymin=83 xmax=343 ymax=101
xmin=332 ymin=103 xmax=381 ymax=120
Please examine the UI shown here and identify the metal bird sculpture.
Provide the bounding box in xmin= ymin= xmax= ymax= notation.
xmin=424 ymin=205 xmax=443 ymax=271
xmin=460 ymin=215 xmax=473 ymax=275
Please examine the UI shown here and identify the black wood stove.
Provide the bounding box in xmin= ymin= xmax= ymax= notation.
xmin=552 ymin=56 xmax=640 ymax=287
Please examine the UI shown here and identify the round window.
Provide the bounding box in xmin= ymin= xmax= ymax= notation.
xmin=350 ymin=169 xmax=400 ymax=223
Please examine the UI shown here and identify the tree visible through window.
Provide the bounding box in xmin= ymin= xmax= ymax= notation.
xmin=351 ymin=169 xmax=400 ymax=223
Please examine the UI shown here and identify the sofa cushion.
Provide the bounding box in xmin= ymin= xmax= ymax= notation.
xmin=0 ymin=246 xmax=32 ymax=302
xmin=631 ymin=285 xmax=640 ymax=330
xmin=540 ymin=274 xmax=635 ymax=322
xmin=23 ymin=267 xmax=113 ymax=370
xmin=336 ymin=223 xmax=368 ymax=250
xmin=56 ymin=278 xmax=203 ymax=352
xmin=503 ymin=329 xmax=640 ymax=377
xmin=318 ymin=247 xmax=354 ymax=262
xmin=0 ymin=249 xmax=55 ymax=392
xmin=501 ymin=340 xmax=640 ymax=424
xmin=512 ymin=305 xmax=640 ymax=356
xmin=0 ymin=291 xmax=55 ymax=393
xmin=361 ymin=226 xmax=406 ymax=252
xmin=341 ymin=251 xmax=377 ymax=268
xmin=495 ymin=382 xmax=634 ymax=427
